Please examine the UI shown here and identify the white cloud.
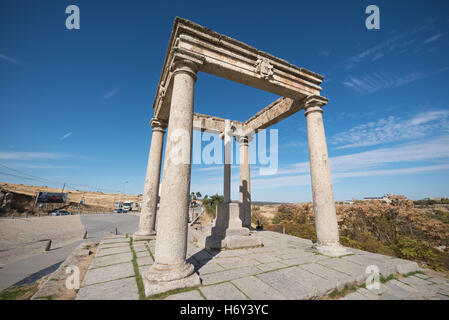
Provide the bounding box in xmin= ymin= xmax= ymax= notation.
xmin=344 ymin=66 xmax=449 ymax=95
xmin=424 ymin=33 xmax=442 ymax=43
xmin=252 ymin=163 xmax=449 ymax=189
xmin=104 ymin=86 xmax=119 ymax=99
xmin=343 ymin=71 xmax=425 ymax=94
xmin=61 ymin=132 xmax=72 ymax=140
xmin=0 ymin=152 xmax=65 ymax=160
xmin=0 ymin=53 xmax=22 ymax=65
xmin=331 ymin=110 xmax=449 ymax=149
xmin=250 ymin=135 xmax=449 ymax=188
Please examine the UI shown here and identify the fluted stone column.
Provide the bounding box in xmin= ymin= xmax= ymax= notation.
xmin=134 ymin=119 xmax=166 ymax=240
xmin=223 ymin=120 xmax=232 ymax=203
xmin=238 ymin=136 xmax=251 ymax=228
xmin=143 ymin=60 xmax=200 ymax=295
xmin=305 ymin=103 xmax=347 ymax=257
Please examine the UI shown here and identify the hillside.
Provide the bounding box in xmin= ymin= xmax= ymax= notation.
xmin=0 ymin=182 xmax=142 ymax=215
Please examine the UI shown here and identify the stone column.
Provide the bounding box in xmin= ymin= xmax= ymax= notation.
xmin=143 ymin=59 xmax=200 ymax=295
xmin=305 ymin=103 xmax=347 ymax=257
xmin=238 ymin=136 xmax=251 ymax=228
xmin=223 ymin=120 xmax=232 ymax=203
xmin=134 ymin=118 xmax=166 ymax=240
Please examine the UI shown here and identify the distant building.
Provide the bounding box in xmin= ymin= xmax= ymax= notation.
xmin=363 ymin=195 xmax=391 ymax=204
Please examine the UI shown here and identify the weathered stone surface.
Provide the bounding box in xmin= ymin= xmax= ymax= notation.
xmin=318 ymin=258 xmax=366 ymax=282
xmin=278 ymin=266 xmax=335 ymax=298
xmin=226 ymin=235 xmax=262 ymax=249
xmin=165 ymin=290 xmax=204 ymax=300
xmin=201 ymin=266 xmax=258 ymax=285
xmin=197 ymin=262 xmax=225 ymax=275
xmin=281 ymin=255 xmax=329 ymax=267
xmin=154 ymin=18 xmax=324 ymax=121
xmin=298 ymin=263 xmax=354 ymax=291
xmin=82 ymin=262 xmax=135 ymax=286
xmin=256 ymin=269 xmax=310 ymax=300
xmin=136 ymin=250 xmax=151 ymax=258
xmin=200 ymin=282 xmax=248 ymax=300
xmin=340 ymin=292 xmax=367 ymax=300
xmin=357 ymin=288 xmax=379 ymax=300
xmin=232 ymin=276 xmax=286 ymax=300
xmin=134 ymin=119 xmax=166 ymax=239
xmin=383 ymin=280 xmax=416 ymax=299
xmin=89 ymin=252 xmax=133 ymax=269
xmin=341 ymin=254 xmax=396 ymax=277
xmin=137 ymin=256 xmax=154 ymax=267
xmin=144 ymin=272 xmax=201 ymax=296
xmin=76 ymin=277 xmax=138 ymax=300
xmin=248 ymin=253 xmax=280 ymax=264
xmin=388 ymin=258 xmax=420 ymax=274
xmin=96 ymin=245 xmax=131 ymax=258
xmin=256 ymin=261 xmax=287 ymax=272
xmin=98 ymin=242 xmax=130 ymax=249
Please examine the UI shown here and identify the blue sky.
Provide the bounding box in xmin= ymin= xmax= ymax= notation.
xmin=1 ymin=0 xmax=449 ymax=202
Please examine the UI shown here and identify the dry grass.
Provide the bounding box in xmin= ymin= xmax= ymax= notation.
xmin=0 ymin=182 xmax=142 ymax=214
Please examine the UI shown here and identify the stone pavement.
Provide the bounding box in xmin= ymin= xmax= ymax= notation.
xmin=340 ymin=273 xmax=449 ymax=300
xmin=75 ymin=229 xmax=449 ymax=300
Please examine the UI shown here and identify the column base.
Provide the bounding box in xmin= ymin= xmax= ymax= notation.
xmin=143 ymin=262 xmax=201 ymax=296
xmin=206 ymin=235 xmax=263 ymax=250
xmin=313 ymin=242 xmax=349 ymax=257
xmin=133 ymin=230 xmax=156 ymax=241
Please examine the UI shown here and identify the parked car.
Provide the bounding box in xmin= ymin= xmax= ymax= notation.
xmin=114 ymin=209 xmax=124 ymax=213
xmin=50 ymin=210 xmax=72 ymax=216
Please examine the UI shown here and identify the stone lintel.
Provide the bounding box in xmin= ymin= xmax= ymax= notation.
xmin=153 ymin=17 xmax=325 ymax=121
xmin=243 ymin=95 xmax=329 ymax=132
xmin=193 ymin=113 xmax=243 ymax=134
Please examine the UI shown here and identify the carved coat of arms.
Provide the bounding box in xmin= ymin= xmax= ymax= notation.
xmin=254 ymin=58 xmax=274 ymax=80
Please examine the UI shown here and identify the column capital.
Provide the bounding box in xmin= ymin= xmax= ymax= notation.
xmin=235 ymin=135 xmax=253 ymax=144
xmin=170 ymin=51 xmax=204 ymax=82
xmin=303 ymin=95 xmax=329 ymax=116
xmin=150 ymin=118 xmax=168 ymax=131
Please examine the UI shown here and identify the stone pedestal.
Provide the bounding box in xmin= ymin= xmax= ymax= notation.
xmin=238 ymin=136 xmax=251 ymax=228
xmin=305 ymin=103 xmax=347 ymax=257
xmin=143 ymin=59 xmax=201 ymax=295
xmin=134 ymin=119 xmax=166 ymax=240
xmin=205 ymin=202 xmax=262 ymax=250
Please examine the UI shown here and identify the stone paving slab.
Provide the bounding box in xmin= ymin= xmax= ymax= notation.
xmin=165 ymin=290 xmax=205 ymax=300
xmin=318 ymin=258 xmax=367 ymax=282
xmin=96 ymin=245 xmax=131 ymax=258
xmin=76 ymin=277 xmax=139 ymax=300
xmin=82 ymin=262 xmax=135 ymax=286
xmin=89 ymin=252 xmax=133 ymax=269
xmin=256 ymin=268 xmax=311 ymax=300
xmin=341 ymin=291 xmax=367 ymax=300
xmin=101 ymin=238 xmax=130 ymax=244
xmin=256 ymin=261 xmax=288 ymax=272
xmin=278 ymin=266 xmax=335 ymax=298
xmin=136 ymin=256 xmax=154 ymax=267
xmin=341 ymin=254 xmax=396 ymax=277
xmin=232 ymin=276 xmax=287 ymax=300
xmin=197 ymin=262 xmax=225 ymax=275
xmin=136 ymin=250 xmax=151 ymax=258
xmin=200 ymin=282 xmax=248 ymax=300
xmin=298 ymin=263 xmax=355 ymax=291
xmin=201 ymin=266 xmax=259 ymax=285
xmin=98 ymin=242 xmax=130 ymax=249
